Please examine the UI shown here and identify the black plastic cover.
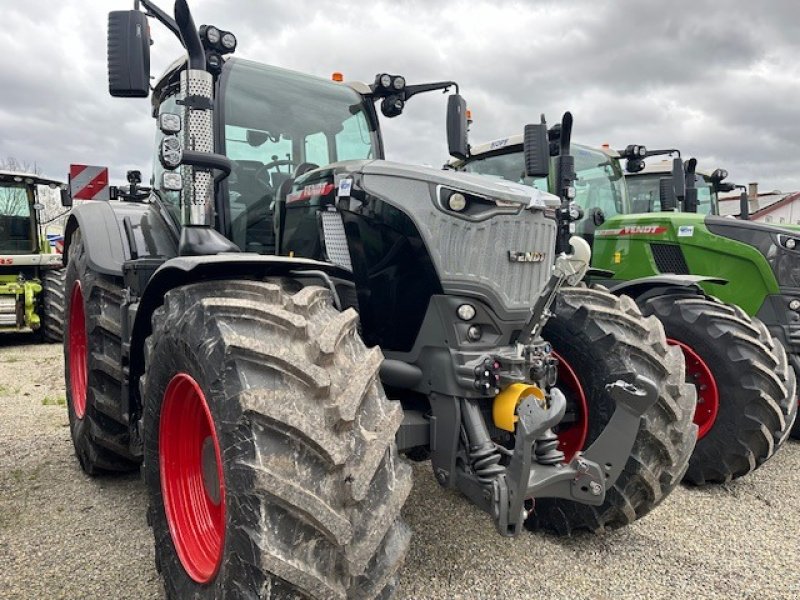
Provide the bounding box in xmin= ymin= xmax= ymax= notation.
xmin=447 ymin=94 xmax=469 ymax=160
xmin=523 ymin=123 xmax=550 ymax=178
xmin=108 ymin=10 xmax=151 ymax=98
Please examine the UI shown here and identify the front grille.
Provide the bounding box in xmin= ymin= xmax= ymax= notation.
xmin=650 ymin=243 xmax=689 ymax=274
xmin=425 ymin=211 xmax=556 ymax=311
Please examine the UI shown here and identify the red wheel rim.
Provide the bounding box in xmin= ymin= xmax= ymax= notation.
xmin=68 ymin=282 xmax=88 ymax=419
xmin=667 ymin=338 xmax=719 ymax=440
xmin=553 ymin=350 xmax=589 ymax=461
xmin=160 ymin=373 xmax=225 ymax=584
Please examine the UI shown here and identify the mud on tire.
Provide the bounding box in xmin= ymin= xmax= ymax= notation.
xmin=527 ymin=285 xmax=697 ymax=535
xmin=41 ymin=268 xmax=66 ymax=342
xmin=141 ymin=279 xmax=412 ymax=599
xmin=63 ymin=228 xmax=139 ymax=475
xmin=639 ymin=294 xmax=798 ymax=484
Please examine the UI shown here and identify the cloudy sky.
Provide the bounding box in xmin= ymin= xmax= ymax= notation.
xmin=2 ymin=0 xmax=799 ymax=192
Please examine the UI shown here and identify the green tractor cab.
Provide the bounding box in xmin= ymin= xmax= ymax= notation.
xmin=453 ymin=136 xmax=797 ymax=484
xmin=0 ymin=170 xmax=68 ymax=340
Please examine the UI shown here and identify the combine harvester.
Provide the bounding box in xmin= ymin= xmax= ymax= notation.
xmin=0 ymin=170 xmax=68 ymax=341
xmin=61 ymin=1 xmax=696 ymax=597
xmin=453 ymin=130 xmax=797 ymax=485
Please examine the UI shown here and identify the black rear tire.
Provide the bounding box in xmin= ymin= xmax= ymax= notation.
xmin=64 ymin=229 xmax=139 ymax=475
xmin=639 ymin=294 xmax=798 ymax=484
xmin=41 ymin=268 xmax=65 ymax=342
xmin=141 ymin=279 xmax=412 ymax=599
xmin=528 ymin=286 xmax=697 ymax=535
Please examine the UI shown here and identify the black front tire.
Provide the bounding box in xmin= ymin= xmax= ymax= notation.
xmin=528 ymin=286 xmax=697 ymax=535
xmin=639 ymin=294 xmax=798 ymax=484
xmin=141 ymin=279 xmax=412 ymax=599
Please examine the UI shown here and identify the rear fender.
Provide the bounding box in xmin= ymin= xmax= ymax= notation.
xmin=63 ymin=200 xmax=178 ymax=276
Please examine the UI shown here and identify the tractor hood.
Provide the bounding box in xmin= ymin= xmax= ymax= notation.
xmin=349 ymin=160 xmax=561 ymax=210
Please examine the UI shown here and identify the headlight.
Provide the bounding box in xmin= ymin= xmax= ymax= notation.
xmin=437 ymin=187 xmax=523 ymax=220
xmin=448 ymin=192 xmax=467 ymax=211
xmin=221 ymin=32 xmax=237 ymax=51
xmin=767 ymin=236 xmax=800 ymax=288
xmin=205 ymin=26 xmax=221 ymax=45
xmin=380 ymin=73 xmax=392 ymax=88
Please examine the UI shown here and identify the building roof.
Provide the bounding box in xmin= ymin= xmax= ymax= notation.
xmin=718 ymin=191 xmax=800 ymax=218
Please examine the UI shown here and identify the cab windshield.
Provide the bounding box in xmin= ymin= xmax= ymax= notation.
xmin=627 ymin=173 xmax=717 ymax=215
xmin=220 ymin=59 xmax=379 ymax=252
xmin=0 ymin=183 xmax=34 ymax=254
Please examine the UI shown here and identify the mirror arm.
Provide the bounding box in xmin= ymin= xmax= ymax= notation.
xmin=404 ymin=81 xmax=459 ymax=100
xmin=645 ymin=148 xmax=680 ymax=158
xmin=139 ymin=0 xmax=180 ymax=38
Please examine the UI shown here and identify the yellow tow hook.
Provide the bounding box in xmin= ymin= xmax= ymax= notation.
xmin=493 ymin=383 xmax=546 ymax=432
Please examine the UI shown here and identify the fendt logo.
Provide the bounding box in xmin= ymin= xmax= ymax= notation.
xmin=508 ymin=250 xmax=546 ymax=263
xmin=597 ymin=225 xmax=668 ymax=237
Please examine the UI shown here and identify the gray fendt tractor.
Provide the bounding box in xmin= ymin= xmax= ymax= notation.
xmin=452 ymin=135 xmax=797 ymax=485
xmin=63 ymin=1 xmax=694 ymax=597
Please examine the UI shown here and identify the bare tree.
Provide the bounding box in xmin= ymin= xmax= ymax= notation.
xmin=0 ymin=157 xmax=41 ymax=217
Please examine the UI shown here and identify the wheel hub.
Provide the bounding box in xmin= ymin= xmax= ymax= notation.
xmin=552 ymin=351 xmax=589 ymax=461
xmin=667 ymin=339 xmax=720 ymax=440
xmin=68 ymin=282 xmax=88 ymax=419
xmin=159 ymin=373 xmax=226 ymax=584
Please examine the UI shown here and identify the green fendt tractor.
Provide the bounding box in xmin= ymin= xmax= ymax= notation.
xmin=453 ymin=134 xmax=797 ymax=484
xmin=62 ymin=2 xmax=695 ymax=597
xmin=0 ymin=170 xmax=67 ymax=341
xmin=606 ymin=148 xmax=800 ymax=441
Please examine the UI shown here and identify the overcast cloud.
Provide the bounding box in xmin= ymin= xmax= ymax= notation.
xmin=2 ymin=0 xmax=799 ymax=191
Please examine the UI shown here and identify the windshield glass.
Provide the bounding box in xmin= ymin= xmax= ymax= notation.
xmin=459 ymin=149 xmax=549 ymax=192
xmin=697 ymin=176 xmax=717 ymax=215
xmin=0 ymin=183 xmax=33 ymax=253
xmin=627 ymin=173 xmax=717 ymax=215
xmin=458 ymin=143 xmax=628 ymax=217
xmin=222 ymin=59 xmax=379 ymax=252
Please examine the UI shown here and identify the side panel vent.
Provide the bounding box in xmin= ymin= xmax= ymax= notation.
xmin=650 ymin=243 xmax=689 ymax=274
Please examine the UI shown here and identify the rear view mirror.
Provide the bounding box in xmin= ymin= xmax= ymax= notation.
xmin=446 ymin=94 xmax=469 ymax=160
xmin=108 ymin=10 xmax=151 ymax=98
xmin=60 ymin=187 xmax=72 ymax=208
xmin=671 ymin=157 xmax=686 ymax=201
xmin=739 ymin=188 xmax=750 ymax=220
xmin=523 ymin=122 xmax=550 ymax=178
xmin=684 ymin=158 xmax=698 ymax=213
xmin=659 ymin=178 xmax=677 ymax=211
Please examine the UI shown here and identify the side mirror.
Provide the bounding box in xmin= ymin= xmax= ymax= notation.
xmin=446 ymin=94 xmax=469 ymax=160
xmin=739 ymin=189 xmax=750 ymax=220
xmin=671 ymin=157 xmax=686 ymax=201
xmin=659 ymin=178 xmax=677 ymax=211
xmin=60 ymin=187 xmax=72 ymax=208
xmin=107 ymin=10 xmax=151 ymax=98
xmin=523 ymin=122 xmax=550 ymax=178
xmin=683 ymin=158 xmax=698 ymax=213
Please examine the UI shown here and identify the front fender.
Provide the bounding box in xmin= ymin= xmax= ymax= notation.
xmin=606 ymin=274 xmax=727 ymax=302
xmin=128 ymin=254 xmax=353 ymax=399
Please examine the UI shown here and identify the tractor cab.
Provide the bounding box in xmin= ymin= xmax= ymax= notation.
xmin=454 ymin=138 xmax=628 ymax=247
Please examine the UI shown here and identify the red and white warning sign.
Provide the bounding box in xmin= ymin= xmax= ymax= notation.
xmin=69 ymin=164 xmax=110 ymax=201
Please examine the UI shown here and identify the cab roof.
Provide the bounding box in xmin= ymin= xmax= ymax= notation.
xmin=0 ymin=170 xmax=64 ymax=188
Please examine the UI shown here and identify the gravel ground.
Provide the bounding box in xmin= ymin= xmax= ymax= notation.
xmin=1 ymin=335 xmax=799 ymax=599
